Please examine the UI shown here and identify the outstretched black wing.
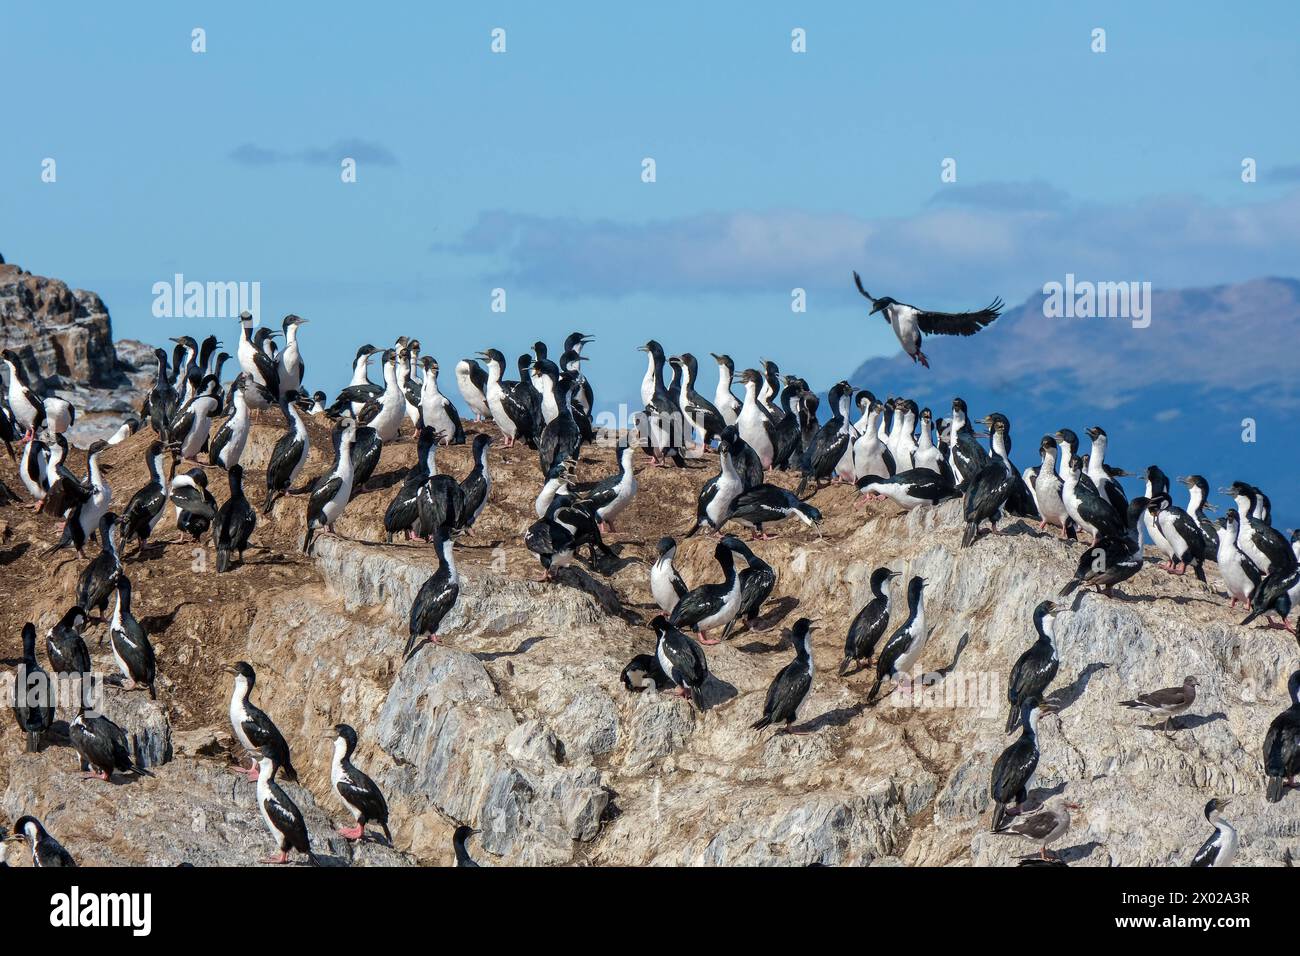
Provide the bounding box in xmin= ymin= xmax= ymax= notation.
xmin=851 ymin=271 xmax=876 ymax=304
xmin=915 ymin=299 xmax=1003 ymax=336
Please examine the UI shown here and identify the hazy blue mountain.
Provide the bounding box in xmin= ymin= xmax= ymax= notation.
xmin=847 ymin=277 xmax=1300 ymax=529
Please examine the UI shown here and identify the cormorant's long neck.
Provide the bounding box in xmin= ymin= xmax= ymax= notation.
xmin=332 ymin=736 xmax=350 ymax=771
xmin=1092 ymin=435 xmax=1108 ymax=469
xmin=351 ymin=356 xmax=370 ymax=387
xmin=287 ymin=402 xmax=308 ymax=441
xmin=102 ymin=525 xmax=118 ymax=559
xmin=1022 ymin=706 xmax=1039 ymax=742
xmin=439 ymin=536 xmax=458 ymax=583
xmin=652 ymin=357 xmax=669 ymax=400
xmin=1037 ymin=615 xmax=1056 ymax=650
xmin=719 ymin=447 xmax=740 ymax=485
xmin=336 ymin=435 xmax=357 ymax=481
xmin=719 ymin=548 xmax=736 ymax=584
xmin=1057 ymin=442 xmax=1075 ymax=478
xmin=991 ymin=430 xmax=1010 ymax=463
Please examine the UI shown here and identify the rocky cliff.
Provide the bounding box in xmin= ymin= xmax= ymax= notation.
xmin=0 ymin=261 xmax=153 ymax=445
xmin=1 ymin=414 xmax=1298 ymax=866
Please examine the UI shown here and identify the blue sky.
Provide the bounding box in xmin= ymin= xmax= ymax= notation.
xmin=4 ymin=2 xmax=1300 ymax=408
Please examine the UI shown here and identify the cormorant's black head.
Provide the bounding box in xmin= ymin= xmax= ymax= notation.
xmin=790 ymin=617 xmax=815 ymax=653
xmin=1085 ymin=425 xmax=1106 ymax=441
xmin=637 ymin=340 xmax=664 ymax=360
xmin=189 ymin=468 xmax=209 ymax=488
xmin=719 ymin=535 xmax=747 ymax=555
xmin=334 ymin=723 xmax=358 ymax=749
xmin=710 ymin=353 xmax=735 ymax=374
xmin=11 ymin=815 xmax=45 ymax=841
xmin=1053 ymin=428 xmax=1078 ymax=450
xmin=1039 ymin=435 xmax=1058 ymax=456
xmin=282 ymin=314 xmax=307 ymax=331
xmin=99 ymin=511 xmax=119 ymax=535
xmin=1225 ymin=480 xmax=1253 ymax=500
xmin=453 ymin=824 xmax=479 ymax=845
xmin=1178 ymin=475 xmax=1209 ymax=496
xmin=870 ymin=567 xmax=901 ymax=593
xmin=532 ymin=341 xmax=548 ymax=361
xmin=20 ymin=622 xmax=37 ymax=657
xmin=740 ymin=369 xmax=762 ymax=388
xmin=869 ymin=295 xmax=897 ymax=315
xmin=354 ymin=344 xmax=379 ymax=362
xmin=1126 ymin=496 xmax=1150 ymax=526
xmin=1216 ymin=507 xmax=1239 ymax=530
xmin=1204 ymin=797 xmax=1229 ymax=820
xmin=1287 ymin=671 xmax=1300 ymax=704
xmin=1019 ymin=697 xmax=1046 ymax=728
xmin=225 ymin=661 xmax=255 ymax=684
xmin=472 ymin=433 xmax=493 ymax=456
xmin=906 ymin=575 xmax=925 ymax=606
xmin=649 ymin=614 xmax=671 ymax=637
xmin=57 ymin=606 xmax=87 ymax=632
xmin=564 ymin=331 xmax=594 ymax=351
xmin=655 ymin=537 xmax=678 ymax=559
xmin=1033 ymin=600 xmax=1061 ymax=631
xmin=86 ymin=439 xmax=108 ymax=458
xmin=227 ymin=465 xmax=244 ymax=489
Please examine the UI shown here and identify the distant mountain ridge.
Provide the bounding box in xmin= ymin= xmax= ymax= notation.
xmin=848 ymin=276 xmax=1300 ymax=528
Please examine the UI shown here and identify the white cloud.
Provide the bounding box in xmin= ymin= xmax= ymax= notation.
xmin=438 ymin=185 xmax=1300 ymax=306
